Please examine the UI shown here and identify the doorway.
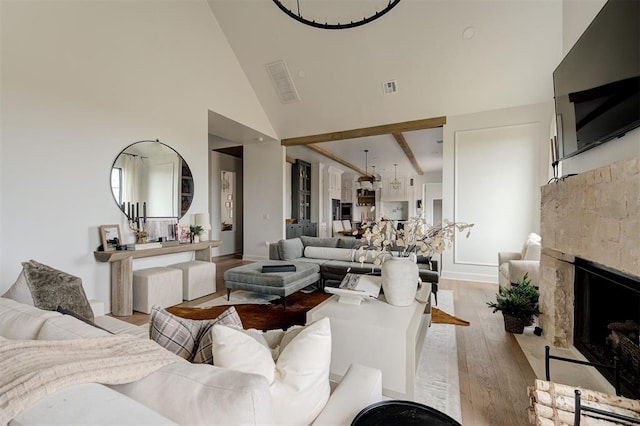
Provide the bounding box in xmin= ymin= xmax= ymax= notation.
xmin=210 ymin=146 xmax=243 ymax=257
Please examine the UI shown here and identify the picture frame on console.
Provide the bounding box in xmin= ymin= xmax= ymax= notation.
xmin=176 ymin=223 xmax=191 ymax=243
xmin=99 ymin=224 xmax=122 ymax=252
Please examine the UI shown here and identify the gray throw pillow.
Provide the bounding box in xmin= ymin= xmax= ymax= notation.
xmin=21 ymin=260 xmax=94 ymax=322
xmin=278 ymin=238 xmax=304 ymax=260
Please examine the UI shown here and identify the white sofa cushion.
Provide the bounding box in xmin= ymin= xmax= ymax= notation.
xmin=110 ymin=363 xmax=274 ymax=425
xmin=10 ymin=383 xmax=176 ymax=425
xmin=0 ymin=297 xmax=60 ymax=339
xmin=94 ymin=315 xmax=149 ymax=338
xmin=36 ymin=314 xmax=112 ymax=340
xmin=212 ymin=317 xmax=331 ymax=425
xmin=304 ymin=246 xmax=392 ymax=265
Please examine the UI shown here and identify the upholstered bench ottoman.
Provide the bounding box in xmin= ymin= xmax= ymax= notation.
xmin=168 ymin=261 xmax=216 ymax=301
xmin=224 ymin=261 xmax=320 ymax=308
xmin=132 ymin=267 xmax=183 ymax=314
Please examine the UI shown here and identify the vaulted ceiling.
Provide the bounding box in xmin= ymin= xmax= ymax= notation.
xmin=207 ymin=0 xmax=563 ymax=177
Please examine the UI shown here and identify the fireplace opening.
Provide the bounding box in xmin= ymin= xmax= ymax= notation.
xmin=574 ymin=258 xmax=640 ymax=399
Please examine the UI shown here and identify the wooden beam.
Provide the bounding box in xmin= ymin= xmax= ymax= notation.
xmin=392 ymin=133 xmax=423 ymax=175
xmin=305 ymin=144 xmax=368 ymax=175
xmin=285 ymin=155 xmax=296 ymax=164
xmin=281 ymin=116 xmax=447 ymax=146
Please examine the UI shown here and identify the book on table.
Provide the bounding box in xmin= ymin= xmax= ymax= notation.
xmin=261 ymin=264 xmax=296 ymax=273
xmin=325 ymin=273 xmax=382 ymax=303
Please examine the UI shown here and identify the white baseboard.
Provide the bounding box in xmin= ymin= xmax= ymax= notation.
xmin=242 ymin=254 xmax=268 ymax=262
xmin=441 ymin=270 xmax=497 ymax=284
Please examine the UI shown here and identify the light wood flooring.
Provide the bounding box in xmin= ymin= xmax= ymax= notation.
xmin=118 ymin=256 xmax=537 ymax=425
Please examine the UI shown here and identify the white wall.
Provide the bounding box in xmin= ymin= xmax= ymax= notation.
xmin=242 ymin=141 xmax=285 ymax=260
xmin=0 ymin=0 xmax=275 ymax=311
xmin=442 ymin=102 xmax=553 ymax=283
xmin=558 ymin=0 xmax=640 ymax=175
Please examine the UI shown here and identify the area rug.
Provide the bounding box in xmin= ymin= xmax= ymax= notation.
xmin=167 ymin=291 xmax=332 ymax=331
xmin=415 ymin=290 xmax=463 ymax=423
xmin=195 ymin=290 xmax=280 ymax=307
xmin=179 ymin=289 xmax=470 ymax=328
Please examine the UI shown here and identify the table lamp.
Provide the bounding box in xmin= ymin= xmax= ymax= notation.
xmin=194 ymin=213 xmax=212 ymax=241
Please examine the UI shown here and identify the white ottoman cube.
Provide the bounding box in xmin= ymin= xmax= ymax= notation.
xmin=168 ymin=261 xmax=216 ymax=301
xmin=132 ymin=267 xmax=183 ymax=314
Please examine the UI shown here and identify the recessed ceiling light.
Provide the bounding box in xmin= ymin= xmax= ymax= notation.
xmin=462 ymin=27 xmax=475 ymax=40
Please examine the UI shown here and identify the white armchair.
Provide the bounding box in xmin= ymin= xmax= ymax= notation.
xmin=498 ymin=233 xmax=541 ymax=291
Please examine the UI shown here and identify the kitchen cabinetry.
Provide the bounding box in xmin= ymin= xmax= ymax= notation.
xmin=327 ymin=166 xmax=342 ymax=200
xmin=292 ymin=159 xmax=311 ymax=222
xmin=286 ymin=222 xmax=318 ymax=239
xmin=341 ymin=177 xmax=353 ymax=203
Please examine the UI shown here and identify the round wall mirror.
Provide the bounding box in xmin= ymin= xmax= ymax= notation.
xmin=110 ymin=140 xmax=193 ymax=220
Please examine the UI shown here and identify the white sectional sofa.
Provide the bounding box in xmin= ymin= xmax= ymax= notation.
xmin=0 ymin=297 xmax=383 ymax=425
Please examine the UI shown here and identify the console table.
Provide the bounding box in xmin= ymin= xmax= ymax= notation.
xmin=94 ymin=241 xmax=221 ymax=316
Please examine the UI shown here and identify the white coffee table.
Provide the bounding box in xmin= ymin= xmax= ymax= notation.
xmin=307 ymin=278 xmax=431 ymax=399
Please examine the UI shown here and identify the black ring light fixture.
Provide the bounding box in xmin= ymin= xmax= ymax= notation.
xmin=271 ymin=0 xmax=402 ymax=30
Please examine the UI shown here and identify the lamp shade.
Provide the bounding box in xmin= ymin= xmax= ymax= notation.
xmin=193 ymin=213 xmax=212 ymax=230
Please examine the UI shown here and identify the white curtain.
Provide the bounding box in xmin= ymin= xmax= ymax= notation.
xmin=122 ymin=154 xmax=142 ymax=206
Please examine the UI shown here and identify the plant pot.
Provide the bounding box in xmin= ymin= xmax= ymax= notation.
xmin=502 ymin=313 xmax=526 ymax=334
xmin=381 ymin=256 xmax=419 ymax=306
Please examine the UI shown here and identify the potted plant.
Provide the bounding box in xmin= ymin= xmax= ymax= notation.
xmin=189 ymin=225 xmax=203 ymax=243
xmin=487 ymin=273 xmax=540 ymax=334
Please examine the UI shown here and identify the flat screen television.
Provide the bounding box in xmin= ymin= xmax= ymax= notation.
xmin=553 ymin=0 xmax=639 ymax=161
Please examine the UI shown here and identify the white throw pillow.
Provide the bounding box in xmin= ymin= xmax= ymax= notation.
xmin=521 ymin=233 xmax=542 ymax=258
xmin=211 ymin=317 xmax=332 ymax=425
xmin=2 ymin=270 xmax=35 ymax=306
xmin=523 ymin=241 xmax=541 ymax=261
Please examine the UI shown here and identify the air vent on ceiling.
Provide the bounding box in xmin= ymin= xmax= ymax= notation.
xmin=265 ymin=60 xmax=300 ymax=104
xmin=382 ymin=80 xmax=398 ymax=95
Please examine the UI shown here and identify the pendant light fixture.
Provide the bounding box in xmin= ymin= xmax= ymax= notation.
xmin=391 ymin=164 xmax=401 ymax=190
xmin=356 ymin=150 xmax=375 ymax=190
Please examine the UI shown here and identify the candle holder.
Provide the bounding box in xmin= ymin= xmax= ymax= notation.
xmin=129 ymin=220 xmax=147 ymax=244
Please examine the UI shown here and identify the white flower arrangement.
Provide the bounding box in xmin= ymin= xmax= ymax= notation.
xmin=352 ymin=213 xmax=474 ymax=266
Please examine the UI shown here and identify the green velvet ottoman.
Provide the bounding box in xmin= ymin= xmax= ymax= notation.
xmin=223 ymin=261 xmax=320 ymax=308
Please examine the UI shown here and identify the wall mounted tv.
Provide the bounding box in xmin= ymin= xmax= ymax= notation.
xmin=553 ymin=0 xmax=639 ymax=161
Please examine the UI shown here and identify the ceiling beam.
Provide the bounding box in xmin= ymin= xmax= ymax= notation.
xmin=392 ymin=132 xmax=423 ymax=175
xmin=305 ymin=144 xmax=367 ymax=176
xmin=281 ymin=116 xmax=447 ymax=147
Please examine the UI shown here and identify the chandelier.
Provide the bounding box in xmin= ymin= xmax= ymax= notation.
xmin=271 ymin=0 xmax=402 ymax=30
xmin=391 ymin=164 xmax=401 ymax=190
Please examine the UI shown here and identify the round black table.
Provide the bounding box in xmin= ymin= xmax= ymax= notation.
xmin=352 ymin=400 xmax=462 ymax=425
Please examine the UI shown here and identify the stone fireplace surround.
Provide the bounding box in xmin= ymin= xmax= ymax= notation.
xmin=539 ymin=156 xmax=640 ymax=349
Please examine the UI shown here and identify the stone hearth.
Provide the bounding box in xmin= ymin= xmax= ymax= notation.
xmin=539 ymin=156 xmax=640 ymax=348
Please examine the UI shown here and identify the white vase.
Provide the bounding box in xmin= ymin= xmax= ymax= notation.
xmin=381 ymin=256 xmax=419 ymax=306
xmin=193 ymin=235 xmax=200 ymax=243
